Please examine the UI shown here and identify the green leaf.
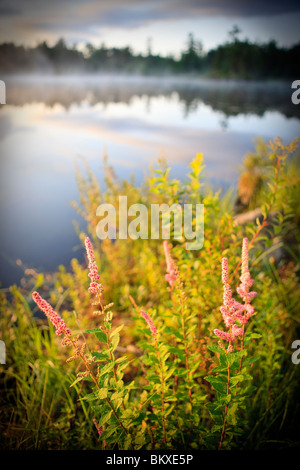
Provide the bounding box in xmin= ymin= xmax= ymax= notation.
xmin=230 ymin=373 xmax=252 ymax=387
xmin=226 ymin=350 xmax=247 ymax=367
xmin=134 ymin=432 xmax=147 ymax=449
xmin=168 ymin=346 xmax=185 ymax=361
xmin=86 ymin=328 xmax=102 ymax=334
xmin=111 ymin=397 xmax=123 ymax=411
xmin=117 ymin=362 xmax=129 ymax=378
xmin=101 ymin=421 xmax=120 ymax=439
xmin=166 ymin=328 xmax=184 ymax=341
xmin=111 ymin=325 xmax=124 ymax=337
xmin=165 ymin=404 xmax=176 ymax=417
xmin=210 ymin=365 xmax=228 ymax=374
xmin=204 ymin=376 xmax=227 ymax=395
xmin=111 ymin=390 xmax=124 ymax=401
xmin=69 ymin=376 xmax=84 ymax=388
xmin=115 ymin=355 xmax=129 ymax=364
xmin=82 ymin=392 xmax=98 ymax=402
xmin=86 ymin=328 xmax=107 ymax=344
xmin=207 ymin=344 xmax=227 ymax=355
xmin=95 ymin=331 xmax=108 ymax=344
xmin=147 ymin=374 xmax=161 ymax=384
xmin=111 ymin=332 xmax=120 ymax=352
xmin=164 ymin=367 xmax=176 ymax=381
xmin=165 ymin=395 xmax=177 ymax=403
xmin=97 ymin=388 xmax=108 ymax=399
xmin=193 ymin=395 xmax=208 ymax=404
xmin=123 ymin=434 xmax=133 ymax=450
xmin=218 ymin=394 xmax=232 ymax=406
xmin=210 ymin=424 xmax=224 ymax=434
xmin=226 ymin=402 xmax=239 ymax=426
xmin=205 ymin=402 xmax=224 ymax=422
xmin=98 ymin=362 xmax=115 ymax=378
xmin=91 ymin=351 xmax=109 ymax=362
xmin=104 ymin=321 xmax=112 ymax=330
xmin=245 ymin=332 xmax=262 ymax=342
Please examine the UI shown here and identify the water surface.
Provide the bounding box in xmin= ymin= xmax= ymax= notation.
xmin=0 ymin=75 xmax=299 ymax=286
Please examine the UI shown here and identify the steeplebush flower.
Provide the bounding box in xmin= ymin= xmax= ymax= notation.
xmin=32 ymin=293 xmax=90 ymax=373
xmin=32 ymin=291 xmax=71 ymax=337
xmin=140 ymin=309 xmax=157 ymax=337
xmin=84 ymin=237 xmax=104 ymax=296
xmin=163 ymin=240 xmax=177 ymax=288
xmin=214 ymin=237 xmax=257 ymax=343
xmin=213 ymin=328 xmax=232 ymax=342
xmin=237 ymin=237 xmax=257 ymax=321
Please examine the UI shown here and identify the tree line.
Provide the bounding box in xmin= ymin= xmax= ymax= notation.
xmin=1 ymin=30 xmax=299 ymax=79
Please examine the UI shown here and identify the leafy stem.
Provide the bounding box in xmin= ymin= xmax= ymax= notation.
xmin=154 ymin=337 xmax=167 ymax=446
xmin=70 ymin=336 xmax=130 ymax=440
xmin=218 ymin=343 xmax=231 ymax=451
xmin=178 ymin=288 xmax=193 ymax=421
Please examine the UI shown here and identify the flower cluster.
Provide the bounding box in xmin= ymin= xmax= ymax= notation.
xmin=84 ymin=237 xmax=104 ymax=296
xmin=140 ymin=309 xmax=157 ymax=338
xmin=237 ymin=237 xmax=257 ymax=318
xmin=214 ymin=238 xmax=257 ymax=344
xmin=163 ymin=240 xmax=177 ymax=288
xmin=32 ymin=291 xmax=71 ymax=337
xmin=65 ymin=337 xmax=86 ymax=363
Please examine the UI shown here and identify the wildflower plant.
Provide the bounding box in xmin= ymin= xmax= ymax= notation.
xmin=137 ymin=306 xmax=175 ymax=447
xmin=32 ymin=238 xmax=136 ymax=449
xmin=1 ymin=137 xmax=299 ymax=450
xmin=204 ymin=237 xmax=260 ymax=449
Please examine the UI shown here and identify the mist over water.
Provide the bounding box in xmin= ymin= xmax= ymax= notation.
xmin=4 ymin=74 xmax=299 ymax=117
xmin=0 ymin=75 xmax=299 ymax=287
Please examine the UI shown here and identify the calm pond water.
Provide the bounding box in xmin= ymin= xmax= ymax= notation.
xmin=0 ymin=75 xmax=299 ymax=287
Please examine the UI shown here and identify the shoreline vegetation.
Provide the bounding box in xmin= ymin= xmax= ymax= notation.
xmin=1 ymin=30 xmax=299 ymax=79
xmin=0 ymin=137 xmax=300 ymax=449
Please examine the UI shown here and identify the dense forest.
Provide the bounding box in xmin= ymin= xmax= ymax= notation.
xmin=0 ymin=30 xmax=300 ymax=79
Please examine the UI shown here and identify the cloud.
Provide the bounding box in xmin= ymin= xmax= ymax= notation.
xmin=0 ymin=4 xmax=21 ymax=15
xmin=165 ymin=0 xmax=300 ymax=18
xmin=1 ymin=0 xmax=300 ymax=32
xmin=0 ymin=0 xmax=299 ymax=50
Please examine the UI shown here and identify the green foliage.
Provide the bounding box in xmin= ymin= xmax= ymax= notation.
xmin=0 ymin=137 xmax=299 ymax=450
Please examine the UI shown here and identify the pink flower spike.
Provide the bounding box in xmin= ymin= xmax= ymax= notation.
xmin=163 ymin=241 xmax=177 ymax=288
xmin=140 ymin=310 xmax=157 ymax=338
xmin=215 ymin=237 xmax=258 ymax=343
xmin=84 ymin=237 xmax=104 ymax=296
xmin=214 ymin=329 xmax=232 ymax=342
xmin=221 ymin=257 xmax=229 ymax=284
xmin=84 ymin=236 xmax=95 ymax=264
xmin=32 ymin=291 xmax=71 ymax=337
xmin=237 ymin=237 xmax=256 ymax=313
xmin=231 ymin=324 xmax=244 ymax=338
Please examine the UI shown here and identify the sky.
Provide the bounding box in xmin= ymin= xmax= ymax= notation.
xmin=0 ymin=0 xmax=300 ymax=56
